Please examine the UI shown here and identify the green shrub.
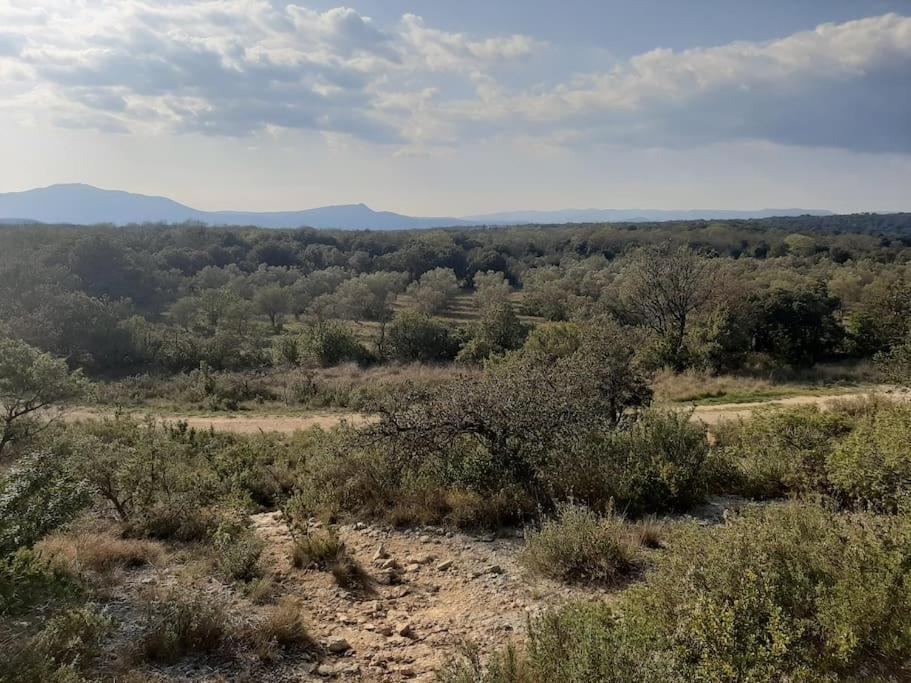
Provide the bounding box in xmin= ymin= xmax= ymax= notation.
xmin=0 ymin=450 xmax=92 ymax=557
xmin=297 ymin=321 xmax=371 ymax=367
xmin=0 ymin=549 xmax=81 ymax=616
xmin=826 ymin=404 xmax=911 ymax=511
xmin=211 ymin=511 xmax=264 ymax=582
xmin=716 ymin=407 xmax=852 ymax=498
xmin=545 ymin=410 xmax=709 ymax=515
xmin=0 ymin=605 xmax=112 ymax=683
xmin=465 ymin=503 xmax=911 ymax=682
xmin=385 ymin=311 xmax=459 ymax=362
xmin=521 ymin=505 xmax=641 ymax=586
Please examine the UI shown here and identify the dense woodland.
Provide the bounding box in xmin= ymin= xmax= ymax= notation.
xmin=1 ymin=214 xmax=911 ymax=379
xmin=2 ymin=216 xmax=911 ymax=682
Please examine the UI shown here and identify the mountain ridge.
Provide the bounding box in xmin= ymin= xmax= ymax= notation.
xmin=0 ymin=184 xmax=833 ymax=230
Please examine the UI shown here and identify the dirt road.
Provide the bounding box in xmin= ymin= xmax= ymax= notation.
xmin=60 ymin=408 xmax=374 ymax=434
xmin=689 ymin=389 xmax=909 ymax=425
xmin=59 ymin=389 xmax=908 ymax=435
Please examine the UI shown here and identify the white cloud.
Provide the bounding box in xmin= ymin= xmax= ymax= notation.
xmin=0 ymin=4 xmax=908 ymax=153
xmin=433 ymin=13 xmax=911 ymax=152
xmin=0 ymin=0 xmax=539 ymax=140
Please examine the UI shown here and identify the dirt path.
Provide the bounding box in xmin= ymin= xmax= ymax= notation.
xmin=249 ymin=512 xmax=606 ymax=681
xmin=61 ymin=389 xmax=907 ymax=435
xmin=60 ymin=408 xmax=374 ymax=434
xmin=689 ymin=389 xmax=909 ymax=425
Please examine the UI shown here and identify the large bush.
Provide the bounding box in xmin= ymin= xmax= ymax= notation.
xmin=384 ymin=311 xmax=459 ymax=362
xmin=716 ymin=407 xmax=852 ymax=499
xmin=543 ymin=410 xmax=710 ymax=514
xmin=826 ymin=403 xmax=911 ymax=512
xmin=447 ymin=503 xmax=911 ymax=682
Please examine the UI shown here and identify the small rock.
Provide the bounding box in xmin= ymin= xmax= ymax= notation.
xmin=376 ymin=624 xmax=394 ymax=636
xmin=326 ymin=636 xmax=351 ymax=653
xmin=436 ymin=559 xmax=453 ymax=571
xmin=404 ymin=563 xmax=422 ymax=573
xmin=486 ymin=564 xmax=503 ymax=575
xmin=419 ymin=535 xmax=431 ymax=543
xmin=396 ymin=622 xmax=417 ymax=639
xmin=373 ymin=544 xmax=389 ymax=561
xmin=380 ymin=558 xmax=399 ymax=570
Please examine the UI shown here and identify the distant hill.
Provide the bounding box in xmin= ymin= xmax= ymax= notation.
xmin=0 ymin=184 xmax=468 ymax=230
xmin=467 ymin=207 xmax=833 ymax=223
xmin=0 ymin=183 xmax=833 ymax=230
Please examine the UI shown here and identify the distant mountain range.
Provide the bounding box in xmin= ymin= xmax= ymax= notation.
xmin=0 ymin=184 xmax=832 ymax=230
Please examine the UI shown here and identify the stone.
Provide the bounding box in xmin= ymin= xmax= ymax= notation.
xmin=373 ymin=544 xmax=389 ymax=561
xmin=486 ymin=564 xmax=503 ymax=575
xmin=436 ymin=559 xmax=453 ymax=571
xmin=326 ymin=636 xmax=351 ymax=653
xmin=396 ymin=622 xmax=417 ymax=639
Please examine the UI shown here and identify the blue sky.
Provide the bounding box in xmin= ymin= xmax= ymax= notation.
xmin=0 ymin=0 xmax=909 ymax=214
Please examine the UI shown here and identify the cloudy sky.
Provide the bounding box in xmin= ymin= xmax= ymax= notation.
xmin=1 ymin=0 xmax=910 ymax=214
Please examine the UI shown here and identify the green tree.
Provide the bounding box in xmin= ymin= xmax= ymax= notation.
xmin=0 ymin=337 xmax=86 ymax=457
xmin=406 ymin=268 xmax=460 ymax=315
xmin=385 ymin=311 xmax=459 ymax=362
xmin=254 ymin=285 xmax=292 ymax=331
xmin=472 ymin=271 xmax=512 ymax=310
xmin=749 ymin=286 xmax=844 ymax=366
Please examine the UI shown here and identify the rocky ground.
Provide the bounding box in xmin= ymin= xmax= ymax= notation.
xmin=246 ymin=511 xmax=605 ymax=682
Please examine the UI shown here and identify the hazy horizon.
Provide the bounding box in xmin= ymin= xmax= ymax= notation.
xmin=1 ymin=1 xmax=910 ymax=215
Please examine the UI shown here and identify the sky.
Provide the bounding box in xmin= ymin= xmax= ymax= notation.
xmin=0 ymin=0 xmax=910 ymax=215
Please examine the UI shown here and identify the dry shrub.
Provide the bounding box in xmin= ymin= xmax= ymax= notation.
xmin=244 ymin=577 xmax=277 ymax=605
xmin=139 ymin=589 xmax=228 ymax=664
xmin=290 ymin=529 xmax=371 ymax=591
xmin=39 ymin=533 xmax=162 ymax=574
xmin=248 ymin=599 xmax=317 ymax=662
xmin=329 ymin=553 xmax=372 ymax=592
xmin=290 ymin=530 xmax=343 ymax=570
xmin=633 ymin=516 xmax=665 ymax=549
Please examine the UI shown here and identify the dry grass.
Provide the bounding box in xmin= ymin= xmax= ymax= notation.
xmin=290 ymin=529 xmax=344 ymax=570
xmin=139 ymin=590 xmax=228 ymax=664
xmin=290 ymin=529 xmax=372 ymax=592
xmin=653 ymin=370 xmax=781 ymax=404
xmin=653 ymin=362 xmax=877 ymax=406
xmin=634 ymin=516 xmax=666 ymax=549
xmin=248 ymin=599 xmax=317 ymax=662
xmin=38 ymin=532 xmax=163 ymax=574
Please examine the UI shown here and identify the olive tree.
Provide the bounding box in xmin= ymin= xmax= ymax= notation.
xmin=0 ymin=337 xmax=87 ymax=457
xmin=254 ymin=285 xmax=292 ymax=331
xmin=406 ymin=268 xmax=460 ymax=315
xmin=472 ymin=271 xmax=512 ymax=310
